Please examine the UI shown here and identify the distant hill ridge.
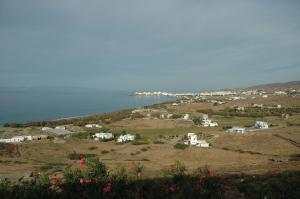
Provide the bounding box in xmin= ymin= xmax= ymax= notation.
xmin=247 ymin=81 xmax=300 ymax=90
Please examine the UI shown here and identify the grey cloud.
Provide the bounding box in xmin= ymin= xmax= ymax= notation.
xmin=0 ymin=0 xmax=299 ymax=91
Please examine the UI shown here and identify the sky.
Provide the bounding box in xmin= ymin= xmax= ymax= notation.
xmin=0 ymin=0 xmax=300 ymax=92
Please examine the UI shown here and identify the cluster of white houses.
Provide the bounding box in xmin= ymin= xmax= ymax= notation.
xmin=0 ymin=135 xmax=48 ymax=143
xmin=200 ymin=114 xmax=218 ymax=127
xmin=226 ymin=121 xmax=269 ymax=134
xmin=184 ymin=133 xmax=209 ymax=148
xmin=85 ymin=124 xmax=102 ymax=128
xmin=92 ymin=132 xmax=136 ymax=143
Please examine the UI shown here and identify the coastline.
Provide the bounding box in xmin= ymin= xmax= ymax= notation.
xmin=2 ymin=99 xmax=176 ymax=127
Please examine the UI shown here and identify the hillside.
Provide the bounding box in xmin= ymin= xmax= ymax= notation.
xmin=247 ymin=80 xmax=300 ymax=90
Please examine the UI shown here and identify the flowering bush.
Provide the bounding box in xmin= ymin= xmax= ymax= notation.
xmin=3 ymin=159 xmax=299 ymax=199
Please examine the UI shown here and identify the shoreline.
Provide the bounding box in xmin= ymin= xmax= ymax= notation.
xmin=2 ymin=99 xmax=176 ymax=127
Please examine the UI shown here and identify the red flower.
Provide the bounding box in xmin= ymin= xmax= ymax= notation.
xmin=137 ymin=172 xmax=142 ymax=178
xmin=200 ymin=175 xmax=206 ymax=184
xmin=50 ymin=177 xmax=59 ymax=186
xmin=79 ymin=158 xmax=86 ymax=165
xmin=103 ymin=183 xmax=112 ymax=193
xmin=130 ymin=161 xmax=135 ymax=169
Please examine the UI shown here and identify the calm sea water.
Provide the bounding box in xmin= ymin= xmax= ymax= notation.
xmin=0 ymin=88 xmax=174 ymax=125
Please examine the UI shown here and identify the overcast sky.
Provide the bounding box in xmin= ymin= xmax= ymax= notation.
xmin=0 ymin=0 xmax=299 ymax=91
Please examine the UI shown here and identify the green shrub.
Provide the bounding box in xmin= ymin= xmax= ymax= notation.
xmin=88 ymin=146 xmax=97 ymax=150
xmin=153 ymin=140 xmax=165 ymax=144
xmin=171 ymin=114 xmax=182 ymax=119
xmin=101 ymin=150 xmax=109 ymax=154
xmin=163 ymin=160 xmax=187 ymax=178
xmin=174 ymin=143 xmax=188 ymax=150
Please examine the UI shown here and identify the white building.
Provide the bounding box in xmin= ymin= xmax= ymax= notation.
xmin=167 ymin=114 xmax=173 ymax=119
xmin=92 ymin=132 xmax=113 ymax=140
xmin=85 ymin=124 xmax=102 ymax=128
xmin=24 ymin=136 xmax=33 ymax=141
xmin=201 ymin=119 xmax=218 ymax=127
xmin=55 ymin=126 xmax=66 ymax=130
xmin=255 ymin=121 xmax=269 ymax=129
xmin=42 ymin=127 xmax=52 ymax=131
xmin=227 ymin=127 xmax=246 ymax=134
xmin=184 ymin=133 xmax=209 ymax=148
xmin=32 ymin=135 xmax=48 ymax=140
xmin=117 ymin=134 xmax=135 ymax=143
xmin=183 ymin=114 xmax=190 ymax=120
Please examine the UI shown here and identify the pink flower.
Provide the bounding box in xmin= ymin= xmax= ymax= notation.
xmin=165 ymin=186 xmax=176 ymax=193
xmin=79 ymin=178 xmax=91 ymax=185
xmin=80 ymin=178 xmax=85 ymax=185
xmin=200 ymin=175 xmax=206 ymax=184
xmin=103 ymin=183 xmax=112 ymax=193
xmin=50 ymin=177 xmax=59 ymax=186
xmin=137 ymin=172 xmax=142 ymax=178
xmin=79 ymin=158 xmax=86 ymax=165
xmin=130 ymin=161 xmax=135 ymax=169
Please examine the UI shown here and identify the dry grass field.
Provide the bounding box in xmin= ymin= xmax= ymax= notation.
xmin=1 ymin=95 xmax=300 ymax=181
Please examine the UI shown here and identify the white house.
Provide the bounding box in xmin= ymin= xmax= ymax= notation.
xmin=92 ymin=132 xmax=113 ymax=140
xmin=42 ymin=127 xmax=52 ymax=131
xmin=184 ymin=133 xmax=209 ymax=148
xmin=183 ymin=114 xmax=190 ymax=120
xmin=255 ymin=121 xmax=269 ymax=129
xmin=167 ymin=114 xmax=173 ymax=119
xmin=24 ymin=136 xmax=33 ymax=141
xmin=117 ymin=134 xmax=135 ymax=143
xmin=32 ymin=135 xmax=48 ymax=140
xmin=195 ymin=140 xmax=209 ymax=148
xmin=55 ymin=126 xmax=66 ymax=130
xmin=85 ymin=124 xmax=102 ymax=128
xmin=227 ymin=127 xmax=246 ymax=134
xmin=201 ymin=119 xmax=218 ymax=127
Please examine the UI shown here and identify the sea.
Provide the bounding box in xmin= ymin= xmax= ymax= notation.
xmin=0 ymin=87 xmax=175 ymax=125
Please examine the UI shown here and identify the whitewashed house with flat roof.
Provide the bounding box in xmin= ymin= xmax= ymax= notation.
xmin=184 ymin=133 xmax=209 ymax=148
xmin=183 ymin=114 xmax=190 ymax=120
xmin=227 ymin=127 xmax=246 ymax=134
xmin=201 ymin=119 xmax=218 ymax=127
xmin=55 ymin=126 xmax=66 ymax=130
xmin=255 ymin=121 xmax=269 ymax=129
xmin=117 ymin=134 xmax=135 ymax=143
xmin=42 ymin=127 xmax=52 ymax=131
xmin=92 ymin=132 xmax=113 ymax=140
